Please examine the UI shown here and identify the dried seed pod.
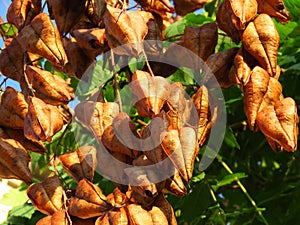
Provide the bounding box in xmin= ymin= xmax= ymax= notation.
xmin=154 ymin=193 xmax=177 ymax=225
xmin=216 ymin=2 xmax=241 ymax=44
xmin=0 ymin=138 xmax=32 ymax=185
xmin=229 ymin=47 xmax=257 ymax=86
xmin=7 ymin=0 xmax=41 ymax=30
xmin=132 ymin=70 xmax=170 ymax=118
xmin=36 ymin=209 xmax=68 ymax=225
xmin=206 ymin=47 xmax=239 ymax=89
xmin=59 ymin=146 xmax=97 ymax=182
xmin=242 ymin=14 xmax=280 ymax=76
xmin=134 ymin=0 xmax=174 ymax=18
xmin=75 ymin=101 xmax=120 ymax=140
xmin=24 ymin=66 xmax=75 ymax=105
xmin=24 ymin=97 xmax=64 ymax=142
xmin=47 ymin=0 xmax=87 ymax=35
xmin=257 ymin=97 xmax=298 ymax=152
xmin=16 ymin=13 xmax=68 ymax=67
xmin=161 ymin=129 xmax=188 ymax=181
xmin=0 ymin=37 xmax=25 ymax=82
xmin=182 ymin=23 xmax=218 ymax=61
xmin=73 ymin=28 xmax=108 ymax=59
xmin=174 ymin=0 xmax=210 ymax=16
xmin=69 ymin=179 xmax=111 ymax=219
xmin=180 ymin=127 xmax=198 ymax=180
xmin=226 ymin=0 xmax=258 ymax=30
xmin=0 ymin=127 xmax=46 ymax=154
xmin=59 ymin=37 xmax=95 ymax=79
xmin=103 ymin=6 xmax=149 ymax=56
xmin=107 ymin=188 xmax=128 ymax=208
xmin=0 ymin=87 xmax=28 ymax=129
xmin=27 ymin=176 xmax=63 ymax=215
xmin=164 ymin=169 xmax=187 ymax=196
xmin=96 ymin=207 xmax=128 ymax=225
xmin=257 ymin=0 xmax=290 ymax=24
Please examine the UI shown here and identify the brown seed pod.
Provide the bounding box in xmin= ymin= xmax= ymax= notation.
xmin=27 ymin=176 xmax=63 ymax=215
xmin=59 ymin=146 xmax=97 ymax=182
xmin=68 ymin=179 xmax=111 ymax=219
xmin=242 ymin=14 xmax=280 ymax=76
xmin=174 ymin=0 xmax=210 ymax=16
xmin=134 ymin=0 xmax=174 ymax=18
xmin=0 ymin=138 xmax=32 ymax=185
xmin=257 ymin=0 xmax=291 ymax=24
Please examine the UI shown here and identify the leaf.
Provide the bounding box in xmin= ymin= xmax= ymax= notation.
xmin=257 ymin=97 xmax=299 ymax=152
xmin=191 ymin=172 xmax=205 ymax=183
xmin=24 ymin=66 xmax=75 ymax=105
xmin=24 ymin=97 xmax=64 ymax=142
xmin=174 ymin=0 xmax=211 ymax=16
xmin=0 ymin=87 xmax=28 ymax=129
xmin=134 ymin=0 xmax=174 ymax=18
xmin=226 ymin=0 xmax=258 ymax=30
xmin=0 ymin=23 xmax=18 ymax=37
xmin=212 ymin=173 xmax=248 ymax=191
xmin=182 ymin=23 xmax=218 ymax=61
xmin=8 ymin=203 xmax=36 ymax=220
xmin=242 ymin=13 xmax=280 ymax=76
xmin=47 ymin=0 xmax=87 ymax=35
xmin=27 ymin=176 xmax=63 ymax=215
xmin=223 ymin=127 xmax=240 ymax=149
xmin=0 ymin=188 xmax=27 ymax=207
xmin=257 ymin=0 xmax=291 ymax=24
xmin=59 ymin=146 xmax=97 ymax=182
xmin=16 ymin=13 xmax=68 ymax=67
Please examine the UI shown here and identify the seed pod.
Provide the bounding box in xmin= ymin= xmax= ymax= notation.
xmin=257 ymin=0 xmax=290 ymax=24
xmin=27 ymin=176 xmax=63 ymax=215
xmin=132 ymin=70 xmax=171 ymax=118
xmin=59 ymin=146 xmax=97 ymax=182
xmin=134 ymin=0 xmax=174 ymax=18
xmin=0 ymin=87 xmax=28 ymax=129
xmin=164 ymin=169 xmax=186 ymax=196
xmin=0 ymin=138 xmax=32 ymax=185
xmin=36 ymin=209 xmax=68 ymax=225
xmin=154 ymin=193 xmax=177 ymax=225
xmin=174 ymin=0 xmax=209 ymax=16
xmin=242 ymin=14 xmax=280 ymax=76
xmin=24 ymin=97 xmax=64 ymax=142
xmin=69 ymin=179 xmax=111 ymax=219
xmin=75 ymin=101 xmax=119 ymax=140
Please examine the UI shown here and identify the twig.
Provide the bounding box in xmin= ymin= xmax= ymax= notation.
xmin=142 ymin=48 xmax=154 ymax=77
xmin=163 ymin=33 xmax=183 ymax=41
xmin=110 ymin=49 xmax=123 ymax=111
xmin=217 ymin=155 xmax=269 ymax=225
xmin=0 ymin=77 xmax=8 ymax=88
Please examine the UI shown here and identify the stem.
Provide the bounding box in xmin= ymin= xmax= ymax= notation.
xmin=142 ymin=48 xmax=154 ymax=77
xmin=110 ymin=49 xmax=123 ymax=111
xmin=217 ymin=155 xmax=269 ymax=225
xmin=163 ymin=33 xmax=183 ymax=41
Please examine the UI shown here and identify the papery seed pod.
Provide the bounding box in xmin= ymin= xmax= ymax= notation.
xmin=257 ymin=0 xmax=291 ymax=24
xmin=180 ymin=127 xmax=198 ymax=180
xmin=242 ymin=14 xmax=280 ymax=76
xmin=103 ymin=6 xmax=149 ymax=56
xmin=69 ymin=179 xmax=111 ymax=219
xmin=24 ymin=97 xmax=64 ymax=142
xmin=107 ymin=188 xmax=128 ymax=208
xmin=59 ymin=146 xmax=97 ymax=182
xmin=75 ymin=101 xmax=119 ymax=140
xmin=73 ymin=28 xmax=108 ymax=59
xmin=257 ymin=97 xmax=299 ymax=152
xmin=0 ymin=87 xmax=28 ymax=129
xmin=126 ymin=203 xmax=154 ymax=225
xmin=206 ymin=47 xmax=239 ymax=88
xmin=164 ymin=169 xmax=186 ymax=196
xmin=0 ymin=138 xmax=32 ymax=185
xmin=161 ymin=129 xmax=188 ymax=181
xmin=132 ymin=70 xmax=170 ymax=118
xmin=7 ymin=0 xmax=41 ymax=30
xmin=27 ymin=176 xmax=63 ymax=215
xmin=154 ymin=193 xmax=177 ymax=225
xmin=0 ymin=127 xmax=46 ymax=154
xmin=182 ymin=23 xmax=218 ymax=61
xmin=229 ymin=47 xmax=257 ymax=86
xmin=24 ymin=66 xmax=75 ymax=105
xmin=47 ymin=0 xmax=87 ymax=35
xmin=134 ymin=0 xmax=174 ymax=18
xmin=36 ymin=209 xmax=68 ymax=225
xmin=174 ymin=0 xmax=210 ymax=16
xmin=16 ymin=13 xmax=68 ymax=67
xmin=216 ymin=2 xmax=241 ymax=44
xmin=96 ymin=207 xmax=128 ymax=225
xmin=226 ymin=0 xmax=258 ymax=30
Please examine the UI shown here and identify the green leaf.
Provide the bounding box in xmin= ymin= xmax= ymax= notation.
xmin=191 ymin=172 xmax=206 ymax=183
xmin=1 ymin=23 xmax=18 ymax=37
xmin=212 ymin=173 xmax=248 ymax=191
xmin=224 ymin=127 xmax=240 ymax=149
xmin=167 ymin=67 xmax=195 ymax=85
xmin=76 ymin=60 xmax=114 ymax=100
xmin=274 ymin=20 xmax=297 ymax=41
xmin=0 ymin=189 xmax=27 ymax=207
xmin=7 ymin=204 xmax=36 ymax=220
